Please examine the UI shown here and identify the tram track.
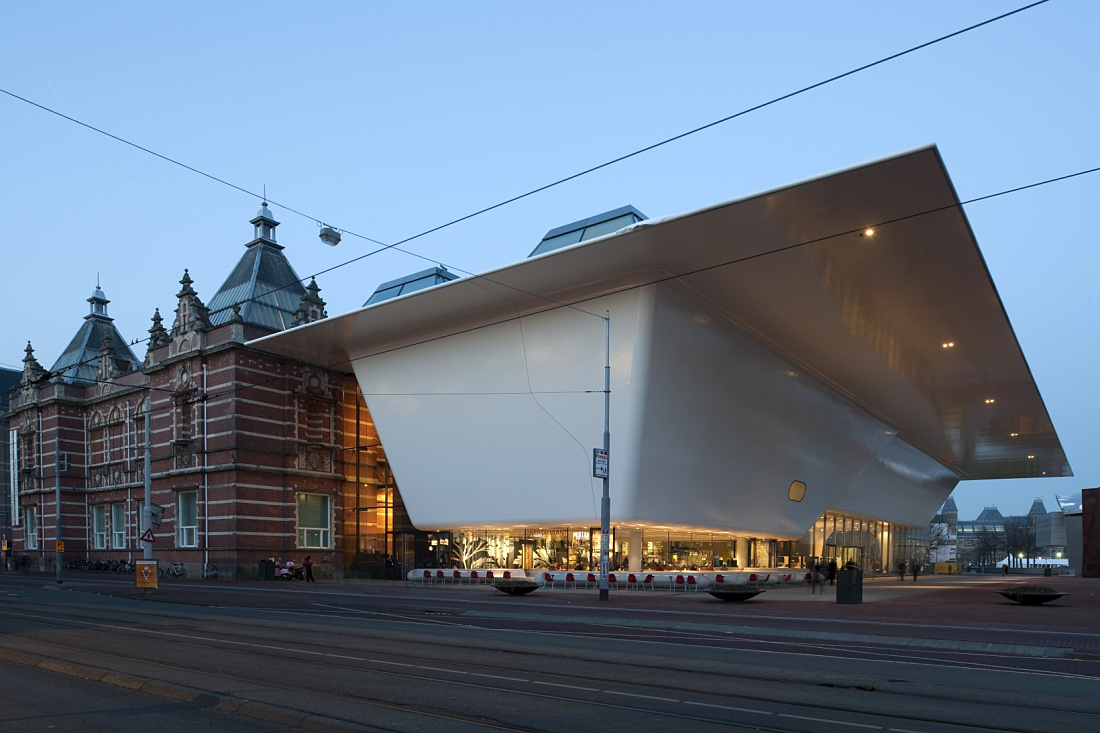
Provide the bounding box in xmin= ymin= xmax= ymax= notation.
xmin=1 ymin=597 xmax=1098 ymax=733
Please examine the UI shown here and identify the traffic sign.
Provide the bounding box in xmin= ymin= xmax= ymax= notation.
xmin=135 ymin=560 xmax=158 ymax=589
xmin=593 ymin=448 xmax=609 ymax=478
xmin=55 ymin=541 xmax=65 ymax=553
xmin=140 ymin=529 xmax=156 ymax=543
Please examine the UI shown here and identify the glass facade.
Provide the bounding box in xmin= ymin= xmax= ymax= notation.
xmin=400 ymin=511 xmax=930 ymax=575
xmin=342 ymin=389 xmax=932 ymax=578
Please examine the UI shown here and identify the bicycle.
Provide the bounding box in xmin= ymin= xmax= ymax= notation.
xmin=158 ymin=562 xmax=187 ymax=579
xmin=200 ymin=563 xmax=219 ymax=580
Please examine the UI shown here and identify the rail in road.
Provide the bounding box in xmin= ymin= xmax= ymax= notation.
xmin=1 ymin=579 xmax=1098 ymax=732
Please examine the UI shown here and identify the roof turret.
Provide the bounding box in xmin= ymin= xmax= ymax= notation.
xmin=206 ymin=204 xmax=307 ymax=331
xmin=50 ymin=284 xmax=142 ymax=385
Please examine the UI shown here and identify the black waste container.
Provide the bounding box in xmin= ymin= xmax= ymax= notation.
xmin=259 ymin=559 xmax=276 ymax=581
xmin=1044 ymin=567 xmax=1052 ymax=577
xmin=836 ymin=567 xmax=863 ymax=604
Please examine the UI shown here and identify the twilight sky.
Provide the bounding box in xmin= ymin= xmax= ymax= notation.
xmin=2 ymin=1 xmax=1096 ymax=521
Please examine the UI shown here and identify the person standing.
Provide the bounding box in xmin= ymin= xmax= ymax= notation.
xmin=911 ymin=561 xmax=919 ymax=582
xmin=1002 ymin=562 xmax=1009 ymax=576
xmin=897 ymin=560 xmax=906 ymax=582
xmin=304 ymin=555 xmax=316 ymax=582
xmin=827 ymin=559 xmax=838 ymax=586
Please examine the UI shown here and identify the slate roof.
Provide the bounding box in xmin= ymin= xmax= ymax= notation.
xmin=50 ymin=287 xmax=142 ymax=386
xmin=207 ymin=204 xmax=307 ymax=331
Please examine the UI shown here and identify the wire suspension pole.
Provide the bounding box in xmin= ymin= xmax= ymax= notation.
xmin=599 ymin=311 xmax=611 ymax=601
xmin=143 ymin=397 xmax=152 ymax=562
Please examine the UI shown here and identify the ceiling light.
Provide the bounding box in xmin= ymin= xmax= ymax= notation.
xmin=984 ymin=398 xmax=995 ymax=404
xmin=1027 ymin=455 xmax=1035 ymax=460
xmin=1010 ymin=432 xmax=1018 ymax=437
xmin=862 ymin=228 xmax=875 ymax=237
xmin=942 ymin=341 xmax=955 ymax=349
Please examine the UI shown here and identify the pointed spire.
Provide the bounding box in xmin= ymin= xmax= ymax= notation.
xmin=171 ymin=270 xmax=211 ymax=338
xmin=148 ymin=308 xmax=169 ymax=349
xmin=177 ymin=269 xmax=196 ymax=298
xmin=293 ymin=277 xmax=328 ymax=327
xmin=20 ymin=341 xmax=47 ymax=386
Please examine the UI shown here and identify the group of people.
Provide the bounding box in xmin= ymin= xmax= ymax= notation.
xmin=274 ymin=556 xmax=316 ymax=581
xmin=897 ymin=559 xmax=920 ymax=581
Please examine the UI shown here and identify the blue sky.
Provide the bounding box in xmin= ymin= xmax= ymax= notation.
xmin=2 ymin=1 xmax=1096 ymax=521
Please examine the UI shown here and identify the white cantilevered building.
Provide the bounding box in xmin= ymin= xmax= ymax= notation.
xmin=252 ymin=146 xmax=1069 ymax=571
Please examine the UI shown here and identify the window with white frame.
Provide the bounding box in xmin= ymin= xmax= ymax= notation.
xmin=296 ymin=493 xmax=330 ymax=548
xmin=178 ymin=491 xmax=198 ymax=548
xmin=25 ymin=506 xmax=38 ymax=549
xmin=111 ymin=503 xmax=126 ymax=549
xmin=93 ymin=505 xmax=107 ymax=549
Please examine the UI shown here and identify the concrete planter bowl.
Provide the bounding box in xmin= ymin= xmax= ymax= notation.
xmin=997 ymin=586 xmax=1068 ymax=606
xmin=708 ymin=584 xmax=765 ymax=602
xmin=493 ymin=579 xmax=539 ymax=596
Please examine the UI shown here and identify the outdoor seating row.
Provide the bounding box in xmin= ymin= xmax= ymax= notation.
xmin=406 ymin=567 xmax=816 ymax=589
xmin=407 ymin=568 xmax=526 ymax=584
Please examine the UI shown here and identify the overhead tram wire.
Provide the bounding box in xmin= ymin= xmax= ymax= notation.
xmin=0 ymin=0 xmax=1052 ymax=327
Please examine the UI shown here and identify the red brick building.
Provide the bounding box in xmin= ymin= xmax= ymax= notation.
xmin=5 ymin=206 xmax=420 ymax=579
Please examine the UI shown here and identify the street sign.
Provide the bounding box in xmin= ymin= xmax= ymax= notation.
xmin=140 ymin=529 xmax=156 ymax=543
xmin=593 ymin=448 xmax=609 ymax=478
xmin=55 ymin=541 xmax=65 ymax=553
xmin=135 ymin=560 xmax=158 ymax=589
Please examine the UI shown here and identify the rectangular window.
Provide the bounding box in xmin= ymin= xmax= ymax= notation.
xmin=296 ymin=493 xmax=330 ymax=548
xmin=25 ymin=506 xmax=38 ymax=549
xmin=178 ymin=491 xmax=198 ymax=548
xmin=93 ymin=505 xmax=107 ymax=549
xmin=111 ymin=503 xmax=126 ymax=549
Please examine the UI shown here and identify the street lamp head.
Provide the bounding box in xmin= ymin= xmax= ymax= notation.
xmin=319 ymin=226 xmax=341 ymax=246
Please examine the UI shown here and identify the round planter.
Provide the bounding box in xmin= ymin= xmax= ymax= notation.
xmin=997 ymin=590 xmax=1068 ymax=606
xmin=493 ymin=581 xmax=539 ymax=596
xmin=708 ymin=589 xmax=765 ymax=602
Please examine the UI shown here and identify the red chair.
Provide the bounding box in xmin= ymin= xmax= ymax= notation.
xmin=586 ymin=573 xmax=598 ymax=589
xmin=502 ymin=571 xmax=512 ymax=579
xmin=627 ymin=573 xmax=638 ymax=590
xmin=674 ymin=574 xmax=686 ymax=591
xmin=469 ymin=570 xmax=480 ymax=584
xmin=714 ymin=573 xmax=725 ymax=584
xmin=453 ymin=570 xmax=462 ymax=583
xmin=686 ymin=575 xmax=699 ymax=591
xmin=608 ymin=573 xmax=618 ymax=586
xmin=435 ymin=570 xmax=446 ymax=584
xmin=641 ymin=573 xmax=654 ymax=590
xmin=422 ymin=570 xmax=433 ymax=584
xmin=565 ymin=572 xmax=576 ymax=588
xmin=541 ymin=572 xmax=558 ymax=588
xmin=485 ymin=570 xmax=495 ymax=580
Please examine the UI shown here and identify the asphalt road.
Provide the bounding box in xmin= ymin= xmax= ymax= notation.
xmin=1 ymin=573 xmax=1098 ymax=732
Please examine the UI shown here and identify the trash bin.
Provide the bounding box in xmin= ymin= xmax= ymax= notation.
xmin=259 ymin=559 xmax=276 ymax=581
xmin=1044 ymin=567 xmax=1051 ymax=577
xmin=836 ymin=567 xmax=863 ymax=604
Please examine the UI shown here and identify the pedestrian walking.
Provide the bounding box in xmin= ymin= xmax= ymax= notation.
xmin=1002 ymin=562 xmax=1009 ymax=576
xmin=827 ymin=559 xmax=838 ymax=586
xmin=304 ymin=555 xmax=316 ymax=582
xmin=911 ymin=561 xmax=919 ymax=582
xmin=897 ymin=560 xmax=906 ymax=582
